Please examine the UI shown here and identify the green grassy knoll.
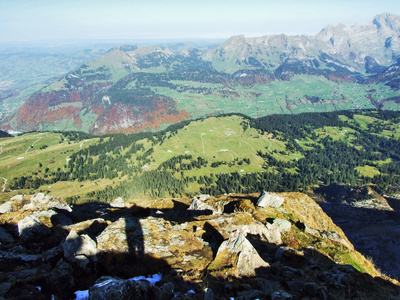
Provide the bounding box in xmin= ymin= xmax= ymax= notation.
xmin=128 ymin=116 xmax=299 ymax=182
xmin=38 ymin=178 xmax=118 ymax=203
xmin=356 ymin=165 xmax=381 ymax=177
xmin=0 ymin=132 xmax=99 ymax=203
xmin=314 ymin=126 xmax=357 ymax=142
xmin=352 ymin=114 xmax=379 ymax=129
xmin=135 ymin=115 xmax=288 ymax=175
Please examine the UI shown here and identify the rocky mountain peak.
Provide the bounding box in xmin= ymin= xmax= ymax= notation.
xmin=373 ymin=12 xmax=400 ymax=32
xmin=219 ymin=34 xmax=250 ymax=54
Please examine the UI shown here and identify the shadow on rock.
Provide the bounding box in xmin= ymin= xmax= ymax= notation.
xmin=1 ymin=192 xmax=400 ymax=299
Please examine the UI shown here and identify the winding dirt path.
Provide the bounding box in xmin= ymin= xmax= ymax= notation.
xmin=25 ymin=137 xmax=42 ymax=154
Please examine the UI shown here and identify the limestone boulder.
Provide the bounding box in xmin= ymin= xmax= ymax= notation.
xmin=18 ymin=214 xmax=51 ymax=242
xmin=0 ymin=200 xmax=14 ymax=214
xmin=23 ymin=193 xmax=72 ymax=212
xmin=0 ymin=195 xmax=29 ymax=214
xmin=0 ymin=193 xmax=72 ymax=214
xmin=65 ymin=218 xmax=109 ymax=235
xmin=210 ymin=230 xmax=269 ymax=276
xmin=188 ymin=197 xmax=214 ymax=214
xmin=199 ymin=194 xmax=210 ymax=201
xmin=96 ymin=217 xmax=142 ymax=254
xmin=205 ymin=213 xmax=282 ymax=244
xmin=273 ymin=219 xmax=292 ymax=233
xmin=110 ymin=197 xmax=125 ymax=208
xmin=96 ymin=216 xmax=213 ymax=274
xmin=140 ymin=217 xmax=213 ymax=271
xmin=228 ymin=222 xmax=282 ymax=245
xmin=62 ymin=230 xmax=98 ymax=270
xmin=95 ymin=217 xmax=144 ymax=275
xmin=257 ymin=191 xmax=285 ymax=208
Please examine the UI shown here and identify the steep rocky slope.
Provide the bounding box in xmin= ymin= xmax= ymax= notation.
xmin=0 ymin=192 xmax=399 ymax=299
xmin=315 ymin=184 xmax=400 ymax=280
xmin=206 ymin=12 xmax=400 ymax=73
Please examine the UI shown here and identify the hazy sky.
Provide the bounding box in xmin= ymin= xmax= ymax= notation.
xmin=1 ymin=0 xmax=400 ymax=43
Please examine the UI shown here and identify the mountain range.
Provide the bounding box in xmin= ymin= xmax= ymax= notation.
xmin=2 ymin=12 xmax=400 ymax=134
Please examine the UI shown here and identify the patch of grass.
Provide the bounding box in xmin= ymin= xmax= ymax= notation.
xmin=136 ymin=115 xmax=287 ymax=175
xmin=355 ymin=165 xmax=381 ymax=177
xmin=0 ymin=132 xmax=100 ymax=202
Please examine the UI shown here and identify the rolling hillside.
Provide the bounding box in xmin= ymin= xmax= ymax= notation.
xmin=2 ymin=13 xmax=400 ymax=134
xmin=2 ymin=110 xmax=400 ymax=204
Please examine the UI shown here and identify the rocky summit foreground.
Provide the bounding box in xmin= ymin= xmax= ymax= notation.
xmin=0 ymin=192 xmax=399 ymax=299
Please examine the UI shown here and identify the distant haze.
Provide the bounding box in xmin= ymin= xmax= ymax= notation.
xmin=1 ymin=0 xmax=400 ymax=43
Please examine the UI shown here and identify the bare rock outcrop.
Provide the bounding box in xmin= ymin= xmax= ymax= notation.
xmin=0 ymin=192 xmax=399 ymax=299
xmin=0 ymin=193 xmax=72 ymax=214
xmin=63 ymin=230 xmax=98 ymax=270
xmin=188 ymin=195 xmax=224 ymax=214
xmin=210 ymin=229 xmax=269 ymax=276
xmin=18 ymin=214 xmax=51 ymax=242
xmin=257 ymin=191 xmax=285 ymax=208
xmin=188 ymin=197 xmax=214 ymax=213
xmin=272 ymin=219 xmax=292 ymax=233
xmin=110 ymin=197 xmax=125 ymax=208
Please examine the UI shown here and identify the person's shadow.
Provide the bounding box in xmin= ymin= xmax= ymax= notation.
xmin=66 ymin=202 xmax=158 ymax=286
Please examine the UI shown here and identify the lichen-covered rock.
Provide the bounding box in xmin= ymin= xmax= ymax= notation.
xmin=0 ymin=193 xmax=72 ymax=214
xmin=23 ymin=193 xmax=72 ymax=212
xmin=65 ymin=218 xmax=109 ymax=236
xmin=199 ymin=194 xmax=210 ymax=201
xmin=18 ymin=214 xmax=51 ymax=242
xmin=140 ymin=217 xmax=213 ymax=271
xmin=96 ymin=217 xmax=142 ymax=254
xmin=229 ymin=222 xmax=282 ymax=245
xmin=265 ymin=223 xmax=283 ymax=245
xmin=279 ymin=192 xmax=355 ymax=251
xmin=257 ymin=191 xmax=285 ymax=208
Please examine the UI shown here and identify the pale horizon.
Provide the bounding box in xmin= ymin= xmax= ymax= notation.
xmin=1 ymin=0 xmax=400 ymax=44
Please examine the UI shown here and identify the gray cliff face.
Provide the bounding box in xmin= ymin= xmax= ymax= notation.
xmin=206 ymin=12 xmax=400 ymax=73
